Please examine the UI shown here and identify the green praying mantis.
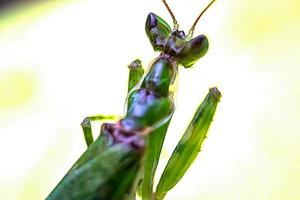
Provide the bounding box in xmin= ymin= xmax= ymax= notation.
xmin=46 ymin=0 xmax=220 ymax=199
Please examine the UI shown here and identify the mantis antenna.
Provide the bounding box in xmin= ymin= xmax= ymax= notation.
xmin=188 ymin=0 xmax=216 ymax=37
xmin=162 ymin=0 xmax=216 ymax=37
xmin=162 ymin=0 xmax=179 ymax=30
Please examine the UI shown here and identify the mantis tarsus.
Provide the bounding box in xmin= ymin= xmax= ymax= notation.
xmin=46 ymin=0 xmax=220 ymax=199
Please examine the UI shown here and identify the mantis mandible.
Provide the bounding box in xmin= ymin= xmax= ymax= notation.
xmin=46 ymin=0 xmax=220 ymax=199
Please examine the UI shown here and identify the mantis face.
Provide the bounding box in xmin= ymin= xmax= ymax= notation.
xmin=145 ymin=12 xmax=209 ymax=68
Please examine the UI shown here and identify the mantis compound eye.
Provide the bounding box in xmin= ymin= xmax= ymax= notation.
xmin=178 ymin=34 xmax=209 ymax=68
xmin=146 ymin=13 xmax=157 ymax=30
xmin=163 ymin=33 xmax=209 ymax=68
xmin=145 ymin=12 xmax=172 ymax=51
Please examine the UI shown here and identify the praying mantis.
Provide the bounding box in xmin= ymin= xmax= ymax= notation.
xmin=46 ymin=0 xmax=220 ymax=199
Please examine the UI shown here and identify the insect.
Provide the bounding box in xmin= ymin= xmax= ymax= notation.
xmin=46 ymin=0 xmax=220 ymax=199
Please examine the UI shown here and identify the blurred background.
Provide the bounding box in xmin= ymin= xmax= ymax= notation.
xmin=0 ymin=0 xmax=299 ymax=199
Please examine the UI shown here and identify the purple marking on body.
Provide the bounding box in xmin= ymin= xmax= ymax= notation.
xmin=101 ymin=122 xmax=145 ymax=151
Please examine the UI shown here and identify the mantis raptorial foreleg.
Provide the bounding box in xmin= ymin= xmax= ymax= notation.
xmin=154 ymin=87 xmax=221 ymax=199
xmin=81 ymin=59 xmax=144 ymax=148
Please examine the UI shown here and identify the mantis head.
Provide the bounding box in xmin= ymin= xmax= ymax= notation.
xmin=145 ymin=0 xmax=215 ymax=68
xmin=145 ymin=13 xmax=208 ymax=68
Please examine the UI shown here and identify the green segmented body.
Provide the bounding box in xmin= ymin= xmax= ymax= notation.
xmin=46 ymin=9 xmax=220 ymax=200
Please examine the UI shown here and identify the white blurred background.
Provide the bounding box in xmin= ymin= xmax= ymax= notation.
xmin=0 ymin=0 xmax=300 ymax=199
